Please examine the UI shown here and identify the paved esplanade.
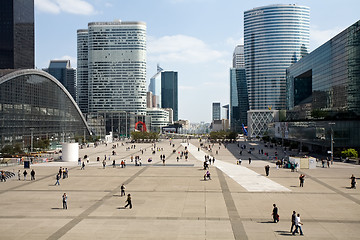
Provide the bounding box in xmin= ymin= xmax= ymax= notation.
xmin=0 ymin=139 xmax=360 ymax=239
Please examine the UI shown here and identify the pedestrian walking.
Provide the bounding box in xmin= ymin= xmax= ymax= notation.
xmin=121 ymin=184 xmax=126 ymax=196
xmin=299 ymin=174 xmax=305 ymax=187
xmin=265 ymin=165 xmax=270 ymax=176
xmin=58 ymin=167 xmax=62 ymax=178
xmin=23 ymin=170 xmax=27 ymax=181
xmin=248 ymin=157 xmax=252 ymax=164
xmin=112 ymin=160 xmax=116 ymax=168
xmin=290 ymin=211 xmax=296 ymax=232
xmin=102 ymin=159 xmax=106 ymax=169
xmin=81 ymin=161 xmax=85 ymax=170
xmin=62 ymin=193 xmax=67 ymax=209
xmin=30 ymin=169 xmax=35 ymax=180
xmin=292 ymin=213 xmax=304 ymax=235
xmin=272 ymin=204 xmax=279 ymax=223
xmin=18 ymin=170 xmax=21 ymax=180
xmin=350 ymin=174 xmax=356 ymax=189
xmin=124 ymin=194 xmax=132 ymax=209
xmin=55 ymin=173 xmax=60 ymax=185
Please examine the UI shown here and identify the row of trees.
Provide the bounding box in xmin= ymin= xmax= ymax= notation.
xmin=131 ymin=131 xmax=159 ymax=141
xmin=209 ymin=131 xmax=237 ymax=140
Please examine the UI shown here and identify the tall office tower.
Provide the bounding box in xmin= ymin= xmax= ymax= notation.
xmin=0 ymin=0 xmax=34 ymax=69
xmin=148 ymin=64 xmax=163 ymax=108
xmin=161 ymin=71 xmax=178 ymax=121
xmin=232 ymin=45 xmax=245 ymax=68
xmin=43 ymin=60 xmax=77 ymax=100
xmin=230 ymin=68 xmax=248 ymax=132
xmin=212 ymin=102 xmax=221 ymax=121
xmin=244 ymin=4 xmax=310 ymax=110
xmin=77 ymin=21 xmax=147 ymax=114
xmin=77 ymin=29 xmax=89 ymax=113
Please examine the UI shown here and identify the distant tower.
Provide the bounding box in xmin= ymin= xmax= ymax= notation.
xmin=77 ymin=29 xmax=89 ymax=113
xmin=0 ymin=0 xmax=34 ymax=69
xmin=232 ymin=45 xmax=245 ymax=68
xmin=244 ymin=4 xmax=310 ymax=110
xmin=148 ymin=64 xmax=163 ymax=108
xmin=161 ymin=71 xmax=178 ymax=121
xmin=77 ymin=21 xmax=147 ymax=114
xmin=212 ymin=102 xmax=221 ymax=121
xmin=43 ymin=60 xmax=77 ymax=100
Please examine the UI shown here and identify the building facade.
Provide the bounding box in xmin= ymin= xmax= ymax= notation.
xmin=232 ymin=45 xmax=245 ymax=69
xmin=0 ymin=0 xmax=34 ymax=69
xmin=146 ymin=108 xmax=170 ymax=132
xmin=148 ymin=64 xmax=163 ymax=108
xmin=0 ymin=69 xmax=90 ymax=148
xmin=244 ymin=4 xmax=310 ymax=110
xmin=76 ymin=29 xmax=89 ymax=114
xmin=230 ymin=68 xmax=248 ymax=132
xmin=212 ymin=102 xmax=221 ymax=121
xmin=161 ymin=71 xmax=178 ymax=121
xmin=77 ymin=21 xmax=147 ymax=115
xmin=281 ymin=20 xmax=360 ymax=149
xmin=43 ymin=60 xmax=76 ymax=101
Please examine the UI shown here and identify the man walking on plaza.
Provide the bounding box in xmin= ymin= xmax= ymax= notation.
xmin=62 ymin=193 xmax=67 ymax=209
xmin=55 ymin=173 xmax=60 ymax=185
xmin=124 ymin=193 xmax=132 ymax=209
xmin=30 ymin=169 xmax=35 ymax=180
xmin=290 ymin=211 xmax=296 ymax=232
xmin=23 ymin=170 xmax=27 ymax=181
xmin=299 ymin=174 xmax=305 ymax=187
xmin=292 ymin=213 xmax=304 ymax=235
xmin=121 ymin=184 xmax=126 ymax=197
xmin=272 ymin=204 xmax=279 ymax=223
xmin=265 ymin=165 xmax=270 ymax=176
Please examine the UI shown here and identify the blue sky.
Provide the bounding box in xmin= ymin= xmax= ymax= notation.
xmin=34 ymin=0 xmax=360 ymax=123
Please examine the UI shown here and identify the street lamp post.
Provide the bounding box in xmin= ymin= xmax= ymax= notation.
xmin=329 ymin=122 xmax=335 ymax=164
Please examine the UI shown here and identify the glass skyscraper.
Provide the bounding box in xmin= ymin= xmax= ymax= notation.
xmin=0 ymin=0 xmax=34 ymax=69
xmin=244 ymin=4 xmax=310 ymax=110
xmin=212 ymin=102 xmax=221 ymax=121
xmin=77 ymin=29 xmax=89 ymax=113
xmin=77 ymin=21 xmax=147 ymax=115
xmin=230 ymin=68 xmax=248 ymax=132
xmin=161 ymin=71 xmax=178 ymax=121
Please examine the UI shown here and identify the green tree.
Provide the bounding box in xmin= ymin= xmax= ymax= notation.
xmin=341 ymin=148 xmax=358 ymax=159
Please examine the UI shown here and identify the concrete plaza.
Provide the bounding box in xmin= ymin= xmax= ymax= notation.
xmin=0 ymin=138 xmax=359 ymax=239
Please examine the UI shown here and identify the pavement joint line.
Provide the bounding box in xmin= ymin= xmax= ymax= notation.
xmin=216 ymin=167 xmax=248 ymax=240
xmin=299 ymin=170 xmax=360 ymax=206
xmin=46 ymin=144 xmax=183 ymax=240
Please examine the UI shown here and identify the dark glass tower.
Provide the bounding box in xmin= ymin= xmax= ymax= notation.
xmin=161 ymin=71 xmax=178 ymax=121
xmin=0 ymin=0 xmax=34 ymax=69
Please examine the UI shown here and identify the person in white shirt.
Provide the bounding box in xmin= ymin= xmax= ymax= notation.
xmin=292 ymin=213 xmax=303 ymax=235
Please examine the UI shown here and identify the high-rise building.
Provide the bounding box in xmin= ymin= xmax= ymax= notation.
xmin=161 ymin=71 xmax=178 ymax=121
xmin=244 ymin=4 xmax=310 ymax=110
xmin=43 ymin=60 xmax=76 ymax=101
xmin=77 ymin=29 xmax=89 ymax=113
xmin=232 ymin=45 xmax=245 ymax=69
xmin=148 ymin=64 xmax=163 ymax=108
xmin=0 ymin=0 xmax=34 ymax=69
xmin=212 ymin=102 xmax=221 ymax=121
xmin=77 ymin=21 xmax=147 ymax=114
xmin=230 ymin=68 xmax=248 ymax=132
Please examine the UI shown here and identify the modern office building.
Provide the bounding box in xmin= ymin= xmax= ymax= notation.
xmin=161 ymin=71 xmax=178 ymax=121
xmin=148 ymin=64 xmax=163 ymax=108
xmin=43 ymin=60 xmax=77 ymax=101
xmin=280 ymin=20 xmax=360 ymax=150
xmin=77 ymin=29 xmax=89 ymax=114
xmin=0 ymin=0 xmax=34 ymax=69
xmin=146 ymin=108 xmax=170 ymax=132
xmin=222 ymin=104 xmax=229 ymax=120
xmin=0 ymin=69 xmax=90 ymax=148
xmin=212 ymin=102 xmax=221 ymax=121
xmin=230 ymin=68 xmax=248 ymax=132
xmin=77 ymin=21 xmax=147 ymax=115
xmin=244 ymin=4 xmax=310 ymax=110
xmin=232 ymin=45 xmax=245 ymax=69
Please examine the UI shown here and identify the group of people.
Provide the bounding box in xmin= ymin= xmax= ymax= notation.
xmin=18 ymin=169 xmax=36 ymax=181
xmin=273 ymin=204 xmax=304 ymax=236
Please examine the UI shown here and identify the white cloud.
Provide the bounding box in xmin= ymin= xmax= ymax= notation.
xmin=310 ymin=25 xmax=345 ymax=50
xmin=226 ymin=37 xmax=244 ymax=47
xmin=148 ymin=35 xmax=225 ymax=64
xmin=35 ymin=0 xmax=96 ymax=15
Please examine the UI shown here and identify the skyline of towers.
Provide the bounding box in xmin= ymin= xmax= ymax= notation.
xmin=77 ymin=21 xmax=147 ymax=115
xmin=244 ymin=4 xmax=310 ymax=111
xmin=212 ymin=102 xmax=221 ymax=121
xmin=0 ymin=0 xmax=34 ymax=69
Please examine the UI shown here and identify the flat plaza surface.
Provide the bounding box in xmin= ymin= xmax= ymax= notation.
xmin=0 ymin=139 xmax=360 ymax=239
